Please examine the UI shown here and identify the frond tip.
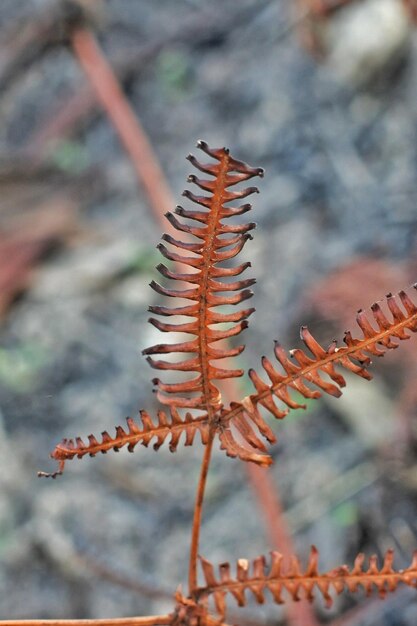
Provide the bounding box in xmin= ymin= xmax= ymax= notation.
xmin=197 ymin=547 xmax=417 ymax=616
xmin=38 ymin=408 xmax=210 ymax=477
xmin=143 ymin=140 xmax=263 ymax=414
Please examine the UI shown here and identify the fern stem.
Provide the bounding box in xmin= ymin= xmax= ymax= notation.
xmin=188 ymin=431 xmax=215 ymax=593
xmin=3 ymin=615 xmax=173 ymax=626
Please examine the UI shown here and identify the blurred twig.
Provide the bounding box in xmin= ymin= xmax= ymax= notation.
xmin=70 ymin=27 xmax=174 ymax=225
xmin=25 ymin=4 xmax=263 ymax=160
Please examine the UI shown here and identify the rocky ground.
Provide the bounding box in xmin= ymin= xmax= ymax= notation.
xmin=1 ymin=1 xmax=417 ymax=625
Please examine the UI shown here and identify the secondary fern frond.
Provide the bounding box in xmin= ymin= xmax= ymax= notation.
xmin=197 ymin=547 xmax=417 ymax=617
xmin=39 ymin=407 xmax=210 ymax=477
xmin=219 ymin=287 xmax=417 ymax=461
xmin=142 ymin=140 xmax=263 ymax=415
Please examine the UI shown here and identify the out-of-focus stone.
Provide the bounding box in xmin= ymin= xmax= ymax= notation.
xmin=322 ymin=0 xmax=411 ymax=85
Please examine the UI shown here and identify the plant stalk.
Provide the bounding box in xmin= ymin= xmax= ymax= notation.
xmin=188 ymin=431 xmax=215 ymax=594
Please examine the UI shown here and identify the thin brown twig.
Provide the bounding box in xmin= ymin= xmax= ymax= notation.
xmin=24 ymin=40 xmax=163 ymax=161
xmin=302 ymin=0 xmax=355 ymax=17
xmin=66 ymin=32 xmax=319 ymax=626
xmin=70 ymin=27 xmax=174 ymax=228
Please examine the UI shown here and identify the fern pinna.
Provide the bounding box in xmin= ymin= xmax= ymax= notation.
xmin=38 ymin=141 xmax=417 ymax=625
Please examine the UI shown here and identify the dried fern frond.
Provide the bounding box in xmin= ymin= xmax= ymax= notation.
xmin=40 ymin=142 xmax=269 ymax=476
xmin=40 ymin=407 xmax=273 ymax=476
xmin=142 ymin=140 xmax=263 ymax=414
xmin=39 ymin=407 xmax=210 ymax=477
xmin=219 ymin=287 xmax=417 ymax=462
xmin=197 ymin=547 xmax=417 ymax=617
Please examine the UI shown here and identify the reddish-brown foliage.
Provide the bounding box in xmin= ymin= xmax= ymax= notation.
xmin=32 ymin=142 xmax=417 ymax=626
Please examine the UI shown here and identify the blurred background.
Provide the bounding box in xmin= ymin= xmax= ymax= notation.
xmin=1 ymin=0 xmax=417 ymax=624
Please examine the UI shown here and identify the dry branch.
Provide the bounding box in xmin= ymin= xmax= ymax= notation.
xmin=70 ymin=27 xmax=174 ymax=224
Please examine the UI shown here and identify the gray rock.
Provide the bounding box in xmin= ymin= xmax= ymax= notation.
xmin=324 ymin=0 xmax=411 ymax=85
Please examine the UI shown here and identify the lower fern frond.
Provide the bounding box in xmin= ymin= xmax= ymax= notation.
xmin=197 ymin=547 xmax=417 ymax=617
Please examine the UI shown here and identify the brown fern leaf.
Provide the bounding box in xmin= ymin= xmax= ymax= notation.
xmin=219 ymin=287 xmax=417 ymax=457
xmin=142 ymin=140 xmax=263 ymax=415
xmin=197 ymin=547 xmax=417 ymax=616
xmin=38 ymin=407 xmax=210 ymax=477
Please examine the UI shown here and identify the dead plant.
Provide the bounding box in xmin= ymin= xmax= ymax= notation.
xmin=12 ymin=140 xmax=417 ymax=625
